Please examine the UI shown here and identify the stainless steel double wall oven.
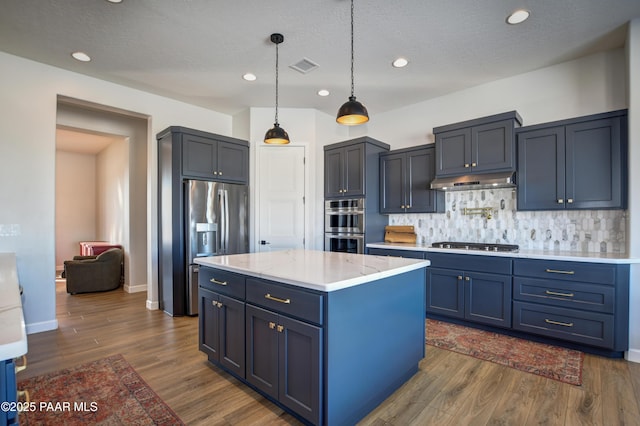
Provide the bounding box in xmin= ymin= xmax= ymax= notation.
xmin=324 ymin=198 xmax=365 ymax=254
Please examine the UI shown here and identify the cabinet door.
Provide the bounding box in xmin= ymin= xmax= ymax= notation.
xmin=465 ymin=272 xmax=512 ymax=328
xmin=517 ymin=126 xmax=566 ymax=210
xmin=218 ymin=141 xmax=249 ymax=184
xmin=343 ymin=144 xmax=365 ymax=196
xmin=426 ymin=267 xmax=464 ymax=318
xmin=406 ymin=148 xmax=438 ymax=213
xmin=199 ymin=289 xmax=220 ymax=361
xmin=324 ymin=149 xmax=344 ymax=198
xmin=472 ymin=119 xmax=515 ymax=173
xmin=435 ymin=128 xmax=471 ymax=176
xmin=245 ymin=304 xmax=279 ymax=399
xmin=219 ymin=294 xmax=246 ymax=378
xmin=566 ymin=117 xmax=624 ymax=209
xmin=379 ymin=152 xmax=405 ymax=214
xmin=182 ymin=134 xmax=216 ymax=178
xmin=278 ymin=315 xmax=322 ymax=425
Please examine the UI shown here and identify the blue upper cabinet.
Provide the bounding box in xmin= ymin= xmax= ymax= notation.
xmin=434 ymin=111 xmax=522 ymax=177
xmin=517 ymin=110 xmax=627 ymax=211
xmin=379 ymin=145 xmax=444 ymax=214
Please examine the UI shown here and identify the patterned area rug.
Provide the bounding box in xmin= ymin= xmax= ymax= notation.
xmin=18 ymin=354 xmax=184 ymax=425
xmin=426 ymin=319 xmax=584 ymax=385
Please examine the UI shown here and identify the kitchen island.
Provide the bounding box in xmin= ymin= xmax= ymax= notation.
xmin=194 ymin=249 xmax=429 ymax=426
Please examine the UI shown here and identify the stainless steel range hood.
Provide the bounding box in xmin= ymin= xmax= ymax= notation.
xmin=430 ymin=171 xmax=516 ymax=191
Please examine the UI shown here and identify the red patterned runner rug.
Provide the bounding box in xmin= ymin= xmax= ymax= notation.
xmin=17 ymin=354 xmax=184 ymax=425
xmin=426 ymin=319 xmax=584 ymax=385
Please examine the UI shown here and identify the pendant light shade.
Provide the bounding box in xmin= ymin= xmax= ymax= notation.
xmin=337 ymin=0 xmax=369 ymax=125
xmin=264 ymin=33 xmax=290 ymax=144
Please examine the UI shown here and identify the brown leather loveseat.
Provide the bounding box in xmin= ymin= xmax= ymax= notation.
xmin=64 ymin=248 xmax=124 ymax=294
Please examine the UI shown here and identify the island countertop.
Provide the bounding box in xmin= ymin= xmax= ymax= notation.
xmin=194 ymin=249 xmax=430 ymax=292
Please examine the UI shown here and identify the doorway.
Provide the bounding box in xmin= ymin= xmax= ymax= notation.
xmin=55 ymin=97 xmax=150 ymax=297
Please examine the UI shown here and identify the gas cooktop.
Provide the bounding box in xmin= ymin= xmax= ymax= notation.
xmin=431 ymin=241 xmax=519 ymax=252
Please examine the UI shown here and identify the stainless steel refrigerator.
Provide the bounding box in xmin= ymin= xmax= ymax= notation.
xmin=185 ymin=180 xmax=249 ymax=315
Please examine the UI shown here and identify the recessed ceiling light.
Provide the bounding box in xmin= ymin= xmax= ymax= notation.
xmin=392 ymin=57 xmax=409 ymax=68
xmin=71 ymin=51 xmax=91 ymax=62
xmin=506 ymin=9 xmax=530 ymax=25
xmin=317 ymin=89 xmax=330 ymax=97
xmin=243 ymin=73 xmax=257 ymax=81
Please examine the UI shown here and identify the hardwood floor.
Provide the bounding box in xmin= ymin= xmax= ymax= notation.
xmin=20 ymin=283 xmax=640 ymax=425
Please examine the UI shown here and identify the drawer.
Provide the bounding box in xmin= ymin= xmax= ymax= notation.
xmin=513 ymin=259 xmax=616 ymax=285
xmin=199 ymin=267 xmax=245 ymax=300
xmin=368 ymin=248 xmax=426 ymax=259
xmin=427 ymin=253 xmax=512 ymax=275
xmin=513 ymin=277 xmax=614 ymax=314
xmin=246 ymin=278 xmax=324 ymax=325
xmin=513 ymin=301 xmax=614 ymax=349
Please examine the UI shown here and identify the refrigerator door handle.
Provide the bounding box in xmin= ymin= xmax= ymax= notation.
xmin=223 ymin=189 xmax=230 ymax=254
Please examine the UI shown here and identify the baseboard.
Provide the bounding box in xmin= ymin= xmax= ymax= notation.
xmin=123 ymin=283 xmax=147 ymax=293
xmin=625 ymin=348 xmax=640 ymax=363
xmin=146 ymin=299 xmax=159 ymax=310
xmin=26 ymin=319 xmax=58 ymax=334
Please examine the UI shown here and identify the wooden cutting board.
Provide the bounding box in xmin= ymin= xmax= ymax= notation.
xmin=384 ymin=225 xmax=416 ymax=243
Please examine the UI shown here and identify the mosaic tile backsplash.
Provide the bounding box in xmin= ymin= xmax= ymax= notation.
xmin=388 ymin=188 xmax=627 ymax=253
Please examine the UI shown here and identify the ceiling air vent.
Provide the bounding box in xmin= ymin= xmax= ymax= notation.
xmin=289 ymin=57 xmax=319 ymax=74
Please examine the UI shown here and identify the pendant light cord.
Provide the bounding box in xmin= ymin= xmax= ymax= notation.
xmin=350 ymin=0 xmax=355 ymax=98
xmin=275 ymin=40 xmax=280 ymax=125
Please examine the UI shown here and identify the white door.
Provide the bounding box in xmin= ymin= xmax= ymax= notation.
xmin=257 ymin=146 xmax=305 ymax=252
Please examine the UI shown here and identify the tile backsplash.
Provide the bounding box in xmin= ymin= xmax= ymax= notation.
xmin=388 ymin=188 xmax=627 ymax=253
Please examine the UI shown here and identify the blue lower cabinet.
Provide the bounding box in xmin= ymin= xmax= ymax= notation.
xmin=1 ymin=359 xmax=17 ymax=425
xmin=426 ymin=254 xmax=512 ymax=328
xmin=246 ymin=304 xmax=322 ymax=425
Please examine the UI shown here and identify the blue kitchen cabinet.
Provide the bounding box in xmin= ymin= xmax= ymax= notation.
xmin=379 ymin=145 xmax=444 ymax=214
xmin=1 ymin=359 xmax=17 ymax=425
xmin=426 ymin=253 xmax=512 ymax=328
xmin=199 ymin=268 xmax=246 ymax=379
xmin=513 ymin=258 xmax=629 ymax=351
xmin=324 ymin=137 xmax=390 ymax=199
xmin=517 ymin=109 xmax=627 ymax=211
xmin=434 ymin=111 xmax=522 ymax=177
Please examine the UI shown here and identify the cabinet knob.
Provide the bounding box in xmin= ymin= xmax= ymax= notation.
xmin=213 ymin=171 xmax=218 ymax=175
xmin=277 ymin=325 xmax=284 ymax=333
xmin=400 ymin=205 xmax=405 ymax=209
xmin=465 ymin=276 xmax=470 ymax=281
xmin=464 ymin=164 xmax=470 ymax=168
xmin=557 ymin=199 xmax=564 ymax=204
xmin=471 ymin=162 xmax=477 ymax=167
xmin=567 ymin=198 xmax=573 ymax=204
xmin=269 ymin=321 xmax=276 ymax=329
xmin=457 ymin=276 xmax=463 ymax=280
xmin=219 ymin=171 xmax=222 ymax=175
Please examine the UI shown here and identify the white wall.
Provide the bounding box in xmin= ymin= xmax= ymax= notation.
xmin=367 ymin=49 xmax=627 ymax=149
xmin=55 ymin=151 xmax=97 ymax=267
xmin=626 ymin=19 xmax=640 ymax=363
xmin=0 ymin=51 xmax=232 ymax=333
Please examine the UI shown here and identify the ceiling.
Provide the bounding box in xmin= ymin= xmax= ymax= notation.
xmin=2 ymin=0 xmax=640 ymax=119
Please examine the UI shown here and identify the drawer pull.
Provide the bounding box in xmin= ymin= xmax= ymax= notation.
xmin=545 ymin=290 xmax=574 ymax=297
xmin=545 ymin=269 xmax=575 ymax=275
xmin=210 ymin=278 xmax=228 ymax=286
xmin=265 ymin=293 xmax=291 ymax=304
xmin=545 ymin=319 xmax=574 ymax=327
xmin=15 ymin=355 xmax=27 ymax=374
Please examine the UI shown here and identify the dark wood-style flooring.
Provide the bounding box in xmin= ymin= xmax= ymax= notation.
xmin=20 ymin=283 xmax=640 ymax=425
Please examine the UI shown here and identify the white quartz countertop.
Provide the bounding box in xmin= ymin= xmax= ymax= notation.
xmin=194 ymin=249 xmax=430 ymax=292
xmin=367 ymin=242 xmax=640 ymax=264
xmin=0 ymin=253 xmax=27 ymax=360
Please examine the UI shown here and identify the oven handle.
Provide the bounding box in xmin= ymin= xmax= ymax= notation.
xmin=326 ymin=234 xmax=364 ymax=239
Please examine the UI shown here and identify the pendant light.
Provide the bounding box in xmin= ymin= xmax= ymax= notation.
xmin=336 ymin=0 xmax=369 ymax=125
xmin=264 ymin=33 xmax=290 ymax=144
